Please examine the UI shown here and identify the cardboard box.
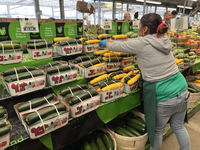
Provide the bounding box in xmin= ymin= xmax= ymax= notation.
xmin=0 ymin=109 xmax=8 ymax=123
xmin=123 ymin=81 xmax=139 ymax=94
xmin=133 ymin=56 xmax=137 ymax=62
xmin=21 ymin=102 xmax=70 ymax=139
xmin=0 ymin=51 xmax=23 ymax=65
xmin=0 ymin=121 xmax=11 ymax=150
xmin=27 ymin=47 xmax=52 ymax=60
xmin=178 ymin=63 xmax=184 ymax=70
xmin=83 ymin=43 xmax=99 ymax=53
xmin=47 ymin=68 xmax=78 ymax=86
xmin=56 ymin=44 xmax=82 ymax=56
xmin=63 ymin=90 xmax=100 ymax=118
xmin=1 ymin=71 xmax=46 ymax=97
xmin=121 ymin=57 xmax=134 ymax=67
xmin=189 ymin=59 xmax=196 ymax=66
xmin=52 ymin=45 xmax=57 ymax=52
xmin=79 ymin=63 xmax=107 ymax=78
xmin=95 ymin=84 xmax=124 ymax=103
xmin=14 ymin=95 xmax=60 ymax=124
xmin=106 ymin=62 xmax=121 ymax=72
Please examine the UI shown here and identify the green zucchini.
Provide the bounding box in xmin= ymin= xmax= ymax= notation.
xmin=44 ymin=61 xmax=63 ymax=68
xmin=119 ymin=127 xmax=136 ymax=137
xmin=188 ymin=87 xmax=197 ymax=93
xmin=126 ymin=122 xmax=146 ymax=134
xmin=0 ymin=43 xmax=21 ymax=50
xmin=75 ymin=35 xmax=87 ymax=39
xmin=60 ymin=39 xmax=81 ymax=46
xmin=83 ymin=140 xmax=92 ymax=150
xmin=99 ymin=35 xmax=112 ymax=40
xmin=82 ymin=37 xmax=98 ymax=43
xmin=69 ymin=91 xmax=99 ymax=106
xmin=0 ymin=47 xmax=23 ymax=53
xmin=89 ymin=139 xmax=99 ymax=150
xmin=126 ymin=117 xmax=146 ymax=127
xmin=27 ymin=39 xmax=51 ymax=44
xmin=73 ymin=56 xmax=95 ymax=64
xmin=124 ymin=68 xmax=137 ymax=73
xmin=18 ymin=93 xmax=55 ymax=112
xmin=0 ymin=106 xmax=4 ymax=110
xmin=106 ymin=133 xmax=113 ymax=150
xmin=92 ymin=78 xmax=111 ymax=87
xmin=1 ymin=40 xmax=20 ymax=44
xmin=0 ymin=109 xmax=6 ymax=118
xmin=0 ymin=122 xmax=7 ymax=128
xmin=99 ymin=80 xmax=121 ymax=89
xmin=125 ymin=125 xmax=141 ymax=136
xmin=60 ymin=84 xmax=88 ymax=96
xmin=109 ymin=70 xmax=125 ymax=78
xmin=27 ymin=41 xmax=52 ymax=49
xmin=113 ymin=127 xmax=128 ymax=136
xmin=46 ymin=65 xmax=75 ymax=74
xmin=96 ymin=136 xmax=106 ymax=150
xmin=101 ymin=133 xmax=113 ymax=150
xmin=82 ymin=57 xmax=103 ymax=68
xmin=25 ymin=103 xmax=66 ymax=125
xmin=120 ymin=53 xmax=135 ymax=57
xmin=124 ymin=74 xmax=136 ymax=83
xmin=0 ymin=125 xmax=10 ymax=136
xmin=2 ymin=66 xmax=36 ymax=76
xmin=64 ymin=90 xmax=86 ymax=97
xmin=5 ymin=70 xmax=44 ymax=83
xmin=104 ymin=57 xmax=123 ymax=62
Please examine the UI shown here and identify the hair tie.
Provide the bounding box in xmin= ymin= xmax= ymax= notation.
xmin=157 ymin=22 xmax=167 ymax=32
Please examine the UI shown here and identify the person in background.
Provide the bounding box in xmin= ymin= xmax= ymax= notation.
xmin=105 ymin=13 xmax=190 ymax=150
xmin=134 ymin=11 xmax=139 ymax=20
xmin=171 ymin=10 xmax=178 ymax=19
xmin=163 ymin=11 xmax=172 ymax=30
xmin=124 ymin=12 xmax=131 ymax=21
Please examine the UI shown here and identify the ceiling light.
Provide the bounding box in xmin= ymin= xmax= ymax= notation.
xmin=136 ymin=0 xmax=162 ymax=5
xmin=190 ymin=0 xmax=197 ymax=1
xmin=177 ymin=5 xmax=192 ymax=9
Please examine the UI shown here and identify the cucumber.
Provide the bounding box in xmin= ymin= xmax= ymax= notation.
xmin=60 ymin=84 xmax=88 ymax=96
xmin=119 ymin=127 xmax=136 ymax=137
xmin=25 ymin=103 xmax=66 ymax=125
xmin=0 ymin=122 xmax=7 ymax=128
xmin=0 ymin=106 xmax=4 ymax=110
xmin=124 ymin=74 xmax=136 ymax=83
xmin=106 ymin=133 xmax=113 ymax=150
xmin=2 ymin=66 xmax=36 ymax=76
xmin=188 ymin=87 xmax=197 ymax=93
xmin=125 ymin=125 xmax=141 ymax=136
xmin=92 ymin=78 xmax=111 ymax=87
xmin=120 ymin=53 xmax=135 ymax=57
xmin=101 ymin=133 xmax=113 ymax=150
xmin=27 ymin=41 xmax=52 ymax=49
xmin=96 ymin=136 xmax=106 ymax=150
xmin=44 ymin=61 xmax=63 ymax=68
xmin=46 ymin=65 xmax=75 ymax=74
xmin=18 ymin=93 xmax=55 ymax=112
xmin=0 ymin=43 xmax=21 ymax=50
xmin=104 ymin=57 xmax=123 ymax=62
xmin=0 ymin=125 xmax=10 ymax=136
xmin=83 ymin=140 xmax=92 ymax=150
xmin=113 ymin=127 xmax=128 ymax=136
xmin=0 ymin=48 xmax=23 ymax=53
xmin=75 ymin=35 xmax=87 ymax=39
xmin=99 ymin=80 xmax=121 ymax=89
xmin=60 ymin=39 xmax=81 ymax=46
xmin=1 ymin=40 xmax=20 ymax=44
xmin=99 ymin=35 xmax=112 ymax=40
xmin=0 ymin=109 xmax=6 ymax=118
xmin=89 ymin=139 xmax=99 ymax=150
xmin=69 ymin=91 xmax=99 ymax=106
xmin=27 ymin=39 xmax=51 ymax=44
xmin=5 ymin=70 xmax=44 ymax=83
xmin=73 ymin=56 xmax=95 ymax=64
xmin=109 ymin=70 xmax=125 ymax=78
xmin=126 ymin=117 xmax=146 ymax=128
xmin=82 ymin=57 xmax=103 ymax=68
xmin=126 ymin=122 xmax=146 ymax=134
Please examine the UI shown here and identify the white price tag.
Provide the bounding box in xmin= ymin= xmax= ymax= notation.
xmin=132 ymin=19 xmax=140 ymax=29
xmin=19 ymin=18 xmax=39 ymax=33
xmin=103 ymin=20 xmax=112 ymax=30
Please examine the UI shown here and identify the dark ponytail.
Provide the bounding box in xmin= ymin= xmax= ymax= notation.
xmin=140 ymin=13 xmax=168 ymax=35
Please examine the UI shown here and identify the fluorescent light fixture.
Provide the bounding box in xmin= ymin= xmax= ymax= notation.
xmin=177 ymin=5 xmax=192 ymax=9
xmin=136 ymin=0 xmax=161 ymax=5
xmin=190 ymin=0 xmax=197 ymax=1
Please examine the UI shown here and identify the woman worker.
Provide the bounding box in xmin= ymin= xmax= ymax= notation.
xmin=106 ymin=13 xmax=191 ymax=150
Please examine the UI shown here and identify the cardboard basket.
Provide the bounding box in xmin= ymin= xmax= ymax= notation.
xmin=27 ymin=47 xmax=52 ymax=60
xmin=189 ymin=92 xmax=200 ymax=109
xmin=79 ymin=63 xmax=107 ymax=78
xmin=83 ymin=43 xmax=99 ymax=53
xmin=0 ymin=121 xmax=12 ymax=150
xmin=13 ymin=95 xmax=60 ymax=124
xmin=106 ymin=62 xmax=121 ymax=72
xmin=1 ymin=70 xmax=46 ymax=97
xmin=62 ymin=89 xmax=100 ymax=118
xmin=178 ymin=63 xmax=184 ymax=70
xmin=95 ymin=84 xmax=124 ymax=103
xmin=123 ymin=81 xmax=139 ymax=94
xmin=21 ymin=102 xmax=70 ymax=139
xmin=121 ymin=57 xmax=134 ymax=67
xmin=189 ymin=59 xmax=196 ymax=66
xmin=0 ymin=51 xmax=23 ymax=65
xmin=47 ymin=68 xmax=78 ymax=86
xmin=56 ymin=44 xmax=82 ymax=56
xmin=107 ymin=111 xmax=148 ymax=150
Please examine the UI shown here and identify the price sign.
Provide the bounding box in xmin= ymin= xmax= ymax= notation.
xmin=19 ymin=18 xmax=39 ymax=33
xmin=132 ymin=19 xmax=140 ymax=29
xmin=103 ymin=20 xmax=112 ymax=30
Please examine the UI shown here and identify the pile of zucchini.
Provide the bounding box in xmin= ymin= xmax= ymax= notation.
xmin=58 ymin=39 xmax=82 ymax=46
xmin=2 ymin=66 xmax=44 ymax=83
xmin=125 ymin=32 xmax=138 ymax=38
xmin=17 ymin=93 xmax=57 ymax=112
xmin=41 ymin=61 xmax=65 ymax=69
xmin=98 ymin=34 xmax=113 ymax=40
xmin=46 ymin=64 xmax=75 ymax=75
xmin=101 ymin=52 xmax=134 ymax=63
xmin=79 ymin=130 xmax=114 ymax=150
xmin=72 ymin=56 xmax=95 ymax=64
xmin=52 ymin=37 xmax=70 ymax=44
xmin=108 ymin=70 xmax=126 ymax=80
xmin=26 ymin=39 xmax=52 ymax=49
xmin=93 ymin=49 xmax=109 ymax=56
xmin=80 ymin=57 xmax=104 ymax=68
xmin=109 ymin=112 xmax=147 ymax=137
xmin=68 ymin=91 xmax=99 ymax=106
xmin=59 ymin=84 xmax=90 ymax=97
xmin=0 ymin=121 xmax=11 ymax=137
xmin=173 ymin=50 xmax=197 ymax=63
xmin=90 ymin=74 xmax=111 ymax=87
xmin=0 ymin=106 xmax=7 ymax=120
xmin=0 ymin=40 xmax=22 ymax=53
xmin=25 ymin=103 xmax=67 ymax=125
